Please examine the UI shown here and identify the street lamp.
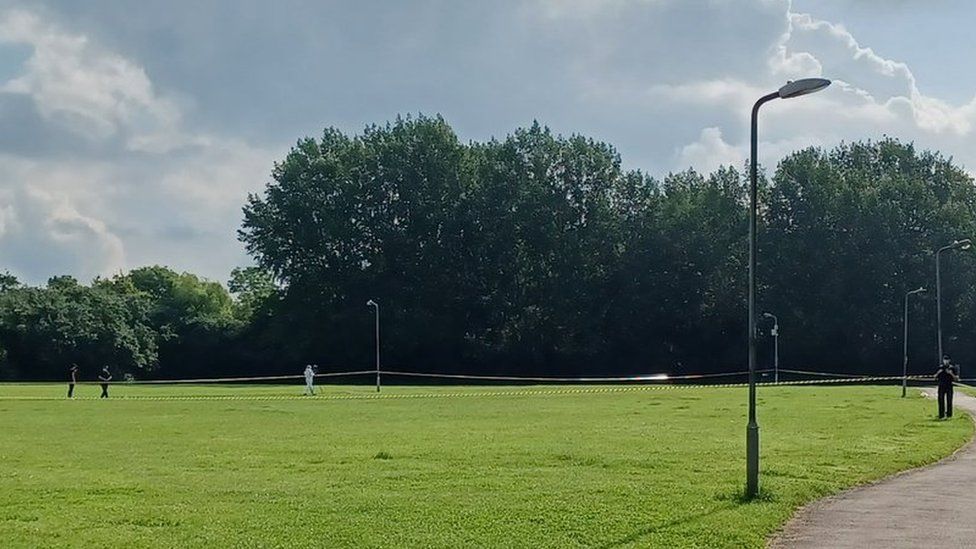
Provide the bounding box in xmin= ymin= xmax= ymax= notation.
xmin=903 ymin=287 xmax=926 ymax=398
xmin=366 ymin=299 xmax=380 ymax=392
xmin=762 ymin=313 xmax=779 ymax=383
xmin=747 ymin=77 xmax=831 ymax=499
xmin=936 ymin=239 xmax=972 ymax=371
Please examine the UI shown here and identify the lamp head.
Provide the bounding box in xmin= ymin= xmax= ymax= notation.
xmin=954 ymin=238 xmax=973 ymax=250
xmin=366 ymin=299 xmax=377 ymax=307
xmin=778 ymin=78 xmax=831 ymax=99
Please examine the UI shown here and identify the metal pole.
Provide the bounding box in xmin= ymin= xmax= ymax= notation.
xmin=375 ymin=303 xmax=380 ymax=393
xmin=743 ymin=79 xmax=829 ymax=499
xmin=763 ymin=313 xmax=779 ymax=383
xmin=747 ymin=92 xmax=778 ymax=499
xmin=935 ymin=239 xmax=972 ymax=376
xmin=936 ymin=249 xmax=943 ymax=369
xmin=367 ymin=300 xmax=380 ymax=392
xmin=773 ymin=322 xmax=779 ymax=384
xmin=903 ymin=291 xmax=910 ymax=398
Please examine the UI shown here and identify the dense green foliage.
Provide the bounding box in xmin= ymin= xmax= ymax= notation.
xmin=0 ymin=275 xmax=158 ymax=379
xmin=0 ymin=385 xmax=968 ymax=547
xmin=3 ymin=115 xmax=976 ymax=379
xmin=0 ymin=267 xmax=248 ymax=380
xmin=239 ymin=115 xmax=976 ymax=377
xmin=763 ymin=142 xmax=976 ymax=370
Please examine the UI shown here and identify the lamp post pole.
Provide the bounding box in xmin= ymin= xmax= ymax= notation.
xmin=747 ymin=78 xmax=831 ymax=499
xmin=936 ymin=239 xmax=972 ymax=370
xmin=763 ymin=313 xmax=779 ymax=383
xmin=367 ymin=299 xmax=380 ymax=392
xmin=903 ymin=287 xmax=926 ymax=398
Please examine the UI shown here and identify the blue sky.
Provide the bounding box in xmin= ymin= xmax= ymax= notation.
xmin=0 ymin=0 xmax=974 ymax=284
xmin=792 ymin=0 xmax=976 ymax=103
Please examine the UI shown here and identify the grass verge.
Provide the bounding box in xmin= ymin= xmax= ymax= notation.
xmin=0 ymin=383 xmax=969 ymax=547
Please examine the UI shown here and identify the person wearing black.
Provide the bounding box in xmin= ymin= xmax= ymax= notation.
xmin=67 ymin=364 xmax=79 ymax=398
xmin=935 ymin=354 xmax=959 ymax=419
xmin=98 ymin=366 xmax=112 ymax=399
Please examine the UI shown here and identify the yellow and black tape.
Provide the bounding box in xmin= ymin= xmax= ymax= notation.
xmin=0 ymin=374 xmax=932 ymax=401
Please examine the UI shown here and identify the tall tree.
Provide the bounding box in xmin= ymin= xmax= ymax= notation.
xmin=763 ymin=139 xmax=976 ymax=372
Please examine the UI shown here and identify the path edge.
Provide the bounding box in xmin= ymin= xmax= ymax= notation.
xmin=765 ymin=388 xmax=976 ymax=548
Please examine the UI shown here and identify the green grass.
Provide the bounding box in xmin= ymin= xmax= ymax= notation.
xmin=957 ymin=384 xmax=976 ymax=398
xmin=0 ymin=383 xmax=969 ymax=548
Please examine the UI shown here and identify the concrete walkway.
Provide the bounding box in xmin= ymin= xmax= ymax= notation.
xmin=770 ymin=388 xmax=976 ymax=548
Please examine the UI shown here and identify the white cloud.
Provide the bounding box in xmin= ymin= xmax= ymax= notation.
xmin=0 ymin=7 xmax=277 ymax=284
xmin=676 ymin=127 xmax=743 ymax=174
xmin=644 ymin=80 xmax=768 ymax=111
xmin=31 ymin=188 xmax=126 ymax=274
xmin=0 ymin=157 xmax=126 ymax=280
xmin=0 ymin=8 xmax=183 ymax=152
xmin=669 ymin=7 xmax=976 ymax=175
xmin=2 ymin=0 xmax=976 ymax=284
xmin=780 ymin=11 xmax=976 ymax=136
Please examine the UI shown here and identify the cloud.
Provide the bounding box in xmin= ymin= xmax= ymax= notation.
xmin=0 ymin=9 xmax=184 ymax=152
xmin=676 ymin=127 xmax=743 ymax=174
xmin=781 ymin=12 xmax=976 ymax=136
xmin=0 ymin=7 xmax=278 ymax=284
xmin=669 ymin=7 xmax=976 ymax=175
xmin=0 ymin=157 xmax=126 ymax=280
xmin=1 ymin=0 xmax=975 ymax=285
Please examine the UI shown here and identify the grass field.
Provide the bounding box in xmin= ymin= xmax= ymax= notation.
xmin=0 ymin=383 xmax=969 ymax=548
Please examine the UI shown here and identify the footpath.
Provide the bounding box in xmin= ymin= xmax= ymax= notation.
xmin=770 ymin=388 xmax=976 ymax=548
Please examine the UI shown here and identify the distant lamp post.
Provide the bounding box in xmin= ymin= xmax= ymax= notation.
xmin=747 ymin=77 xmax=831 ymax=499
xmin=903 ymin=287 xmax=926 ymax=398
xmin=936 ymin=239 xmax=972 ymax=370
xmin=366 ymin=299 xmax=380 ymax=392
xmin=762 ymin=313 xmax=779 ymax=383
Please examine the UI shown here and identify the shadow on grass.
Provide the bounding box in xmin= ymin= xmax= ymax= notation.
xmin=595 ymin=503 xmax=733 ymax=549
xmin=596 ymin=489 xmax=777 ymax=548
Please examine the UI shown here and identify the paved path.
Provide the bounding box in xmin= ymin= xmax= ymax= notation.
xmin=770 ymin=388 xmax=976 ymax=548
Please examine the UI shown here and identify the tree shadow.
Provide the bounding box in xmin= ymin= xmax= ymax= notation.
xmin=594 ymin=503 xmax=734 ymax=549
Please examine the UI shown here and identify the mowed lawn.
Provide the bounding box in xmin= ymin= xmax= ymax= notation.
xmin=0 ymin=384 xmax=969 ymax=548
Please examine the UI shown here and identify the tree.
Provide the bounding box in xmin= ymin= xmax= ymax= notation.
xmin=105 ymin=266 xmax=241 ymax=378
xmin=0 ymin=272 xmax=19 ymax=292
xmin=763 ymin=139 xmax=976 ymax=371
xmin=4 ymin=119 xmax=973 ymax=381
xmin=0 ymin=278 xmax=159 ymax=379
xmin=241 ymin=116 xmax=676 ymax=373
xmin=241 ymin=119 xmax=976 ymax=377
xmin=241 ymin=114 xmax=474 ymax=368
xmin=120 ymin=266 xmax=237 ymax=330
xmin=228 ymin=266 xmax=279 ymax=322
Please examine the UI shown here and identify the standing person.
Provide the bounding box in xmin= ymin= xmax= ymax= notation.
xmin=304 ymin=364 xmax=316 ymax=396
xmin=98 ymin=366 xmax=112 ymax=399
xmin=935 ymin=354 xmax=959 ymax=419
xmin=67 ymin=364 xmax=79 ymax=398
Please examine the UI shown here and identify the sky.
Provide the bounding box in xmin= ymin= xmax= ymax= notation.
xmin=1 ymin=0 xmax=975 ymax=285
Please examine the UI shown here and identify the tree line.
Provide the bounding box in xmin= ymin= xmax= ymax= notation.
xmin=2 ymin=115 xmax=975 ymax=381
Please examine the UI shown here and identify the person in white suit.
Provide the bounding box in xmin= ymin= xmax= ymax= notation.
xmin=304 ymin=364 xmax=316 ymax=396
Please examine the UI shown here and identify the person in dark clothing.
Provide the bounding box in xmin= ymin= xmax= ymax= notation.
xmin=935 ymin=354 xmax=959 ymax=419
xmin=98 ymin=366 xmax=112 ymax=399
xmin=67 ymin=364 xmax=79 ymax=398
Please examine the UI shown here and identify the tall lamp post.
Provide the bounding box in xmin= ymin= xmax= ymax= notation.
xmin=936 ymin=239 xmax=972 ymax=370
xmin=903 ymin=287 xmax=926 ymax=398
xmin=762 ymin=313 xmax=779 ymax=383
xmin=747 ymin=77 xmax=831 ymax=499
xmin=366 ymin=299 xmax=380 ymax=392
